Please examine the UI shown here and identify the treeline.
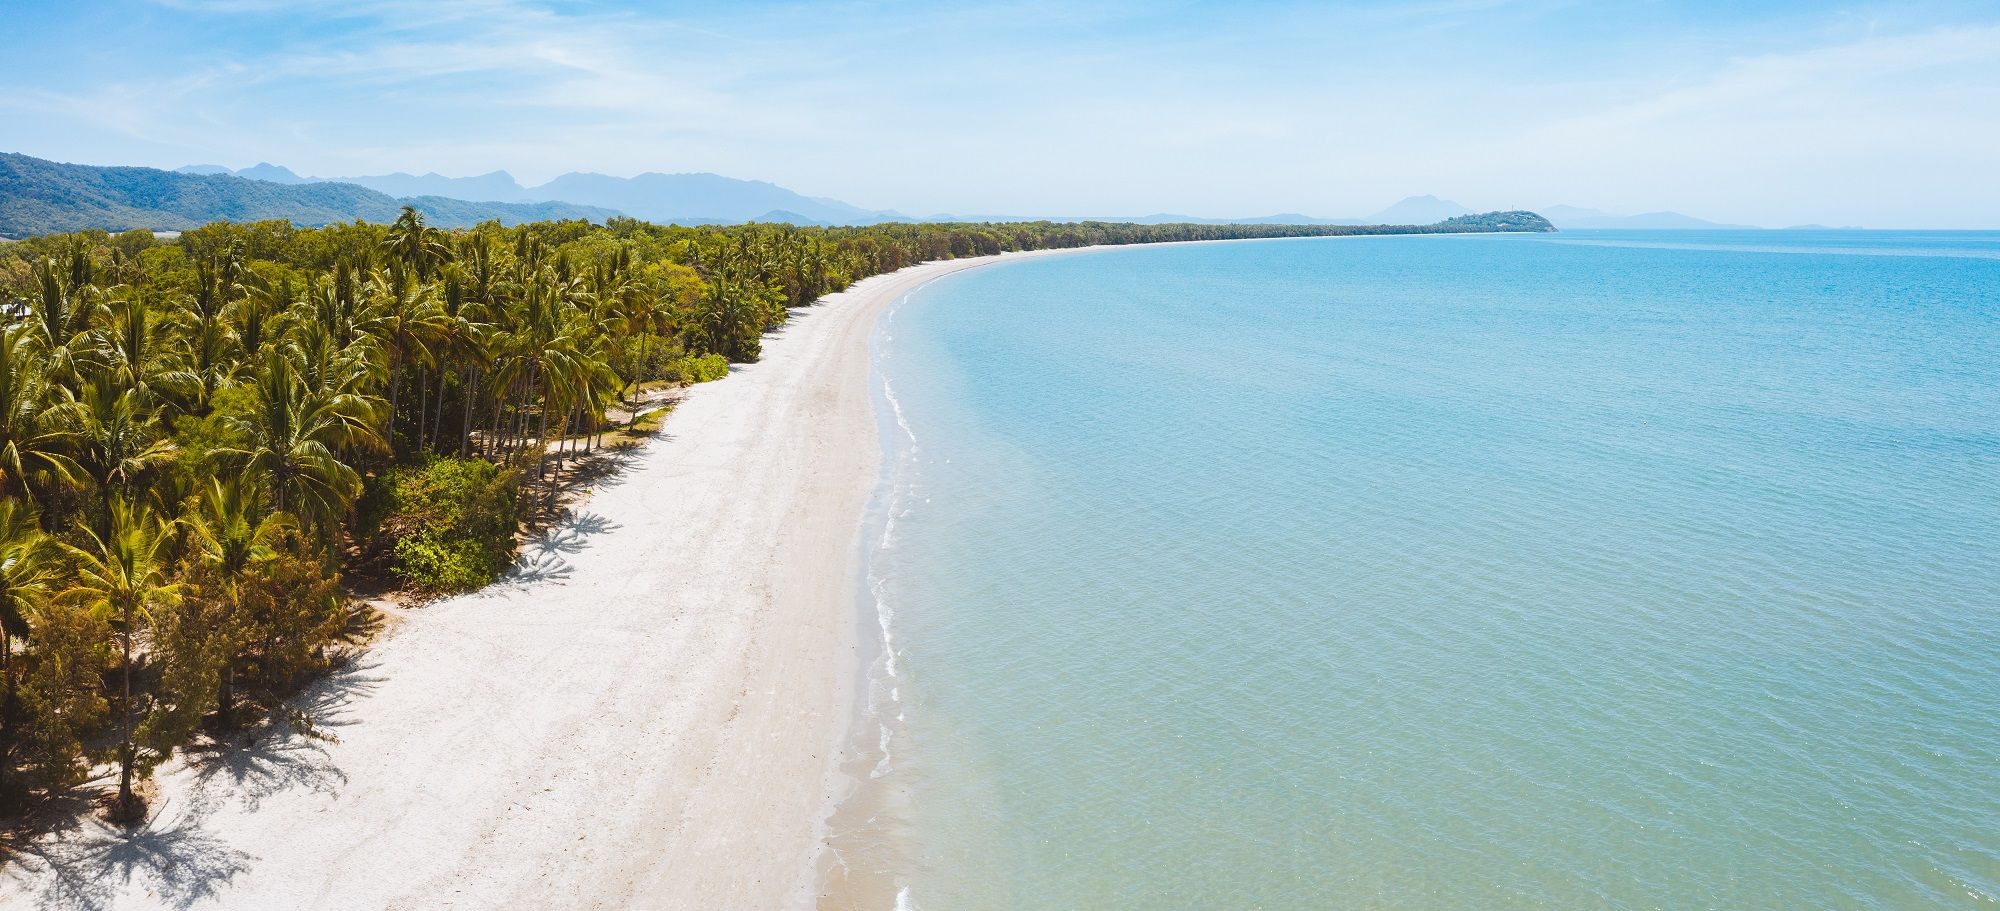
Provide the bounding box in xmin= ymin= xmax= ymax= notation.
xmin=0 ymin=210 xmax=1545 ymax=821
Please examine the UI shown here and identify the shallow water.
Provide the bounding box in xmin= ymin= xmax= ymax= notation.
xmin=864 ymin=230 xmax=2000 ymax=909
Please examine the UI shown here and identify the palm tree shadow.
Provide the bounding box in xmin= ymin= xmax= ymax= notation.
xmin=0 ymin=655 xmax=385 ymax=909
xmin=522 ymin=437 xmax=647 ymax=532
xmin=182 ymin=660 xmax=381 ymax=815
xmin=535 ymin=511 xmax=617 ymax=555
xmin=504 ymin=507 xmax=622 ymax=585
xmin=568 ymin=443 xmax=649 ymax=492
xmin=504 ymin=551 xmax=573 ymax=585
xmin=2 ymin=796 xmax=255 ymax=911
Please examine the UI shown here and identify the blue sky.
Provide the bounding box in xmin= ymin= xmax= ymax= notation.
xmin=4 ymin=0 xmax=1998 ymax=226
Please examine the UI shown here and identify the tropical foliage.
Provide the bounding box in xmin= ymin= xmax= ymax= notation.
xmin=374 ymin=457 xmax=518 ymax=594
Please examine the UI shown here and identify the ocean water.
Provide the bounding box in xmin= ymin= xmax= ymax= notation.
xmin=860 ymin=230 xmax=2000 ymax=909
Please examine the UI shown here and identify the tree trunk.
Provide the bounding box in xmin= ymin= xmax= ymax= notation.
xmin=487 ymin=381 xmax=507 ymax=462
xmin=0 ymin=636 xmax=14 ymax=804
xmin=434 ymin=367 xmax=450 ymax=455
xmin=216 ymin=664 xmax=234 ymax=732
xmin=117 ymin=622 xmax=135 ymax=816
xmin=504 ymin=383 xmax=521 ymax=466
xmin=415 ymin=368 xmax=428 ymax=454
xmin=515 ymin=372 xmax=538 ymax=468
xmin=462 ymin=366 xmax=477 ymax=458
xmin=536 ymin=378 xmax=551 ymax=482
xmin=387 ymin=353 xmax=402 ymax=452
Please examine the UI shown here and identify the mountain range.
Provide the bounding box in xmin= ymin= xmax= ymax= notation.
xmin=2 ymin=150 xmax=1755 ymax=238
xmin=175 ymin=163 xmax=899 ymax=226
xmin=1 ymin=153 xmax=617 ymax=237
xmin=1533 ymin=204 xmax=1756 ymax=230
xmin=175 ymin=165 xmax=1750 ymax=230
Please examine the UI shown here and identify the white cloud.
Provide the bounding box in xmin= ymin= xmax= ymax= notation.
xmin=7 ymin=2 xmax=1998 ymax=224
xmin=1473 ymin=24 xmax=2000 ymax=225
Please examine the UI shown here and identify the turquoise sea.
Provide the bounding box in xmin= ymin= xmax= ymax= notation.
xmin=860 ymin=230 xmax=2000 ymax=909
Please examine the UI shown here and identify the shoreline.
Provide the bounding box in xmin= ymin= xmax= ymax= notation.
xmin=816 ymin=244 xmax=1174 ymax=908
xmin=812 ymin=248 xmax=1125 ymax=907
xmin=817 ymin=265 xmax=973 ymax=911
xmin=0 ymin=247 xmax=1064 ymax=911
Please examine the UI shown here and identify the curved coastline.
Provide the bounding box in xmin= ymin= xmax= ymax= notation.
xmin=0 ymin=249 xmax=1055 ymax=911
xmin=0 ymin=242 xmax=1215 ymax=911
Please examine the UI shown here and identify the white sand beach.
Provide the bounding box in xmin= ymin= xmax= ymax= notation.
xmin=0 ymin=252 xmax=1029 ymax=911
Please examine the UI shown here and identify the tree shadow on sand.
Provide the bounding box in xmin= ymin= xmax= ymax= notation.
xmin=566 ymin=444 xmax=650 ymax=492
xmin=514 ymin=431 xmax=645 ymax=539
xmin=505 ymin=441 xmax=638 ymax=589
xmin=181 ymin=658 xmax=383 ymax=815
xmin=503 ymin=507 xmax=623 ymax=586
xmin=0 ymin=658 xmax=382 ymax=911
xmin=2 ymin=799 xmax=256 ymax=911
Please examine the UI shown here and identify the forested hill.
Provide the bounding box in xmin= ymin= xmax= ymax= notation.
xmin=1436 ymin=211 xmax=1555 ymax=231
xmin=0 ymin=153 xmax=619 ymax=237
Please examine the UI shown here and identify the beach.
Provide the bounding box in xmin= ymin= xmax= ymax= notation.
xmin=0 ymin=252 xmax=1028 ymax=911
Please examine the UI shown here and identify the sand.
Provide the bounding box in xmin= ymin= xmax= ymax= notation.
xmin=1 ymin=251 xmax=1033 ymax=911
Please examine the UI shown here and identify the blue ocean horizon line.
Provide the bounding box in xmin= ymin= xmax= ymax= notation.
xmin=1545 ymin=227 xmax=2000 ymax=260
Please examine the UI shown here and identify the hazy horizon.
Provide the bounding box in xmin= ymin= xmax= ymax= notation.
xmin=5 ymin=1 xmax=1998 ymax=228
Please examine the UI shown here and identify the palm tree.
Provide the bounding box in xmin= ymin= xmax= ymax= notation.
xmin=356 ymin=265 xmax=449 ymax=451
xmin=64 ymin=379 xmax=176 ymax=529
xmin=588 ymin=252 xmax=660 ymax=404
xmin=223 ymin=353 xmax=376 ymax=546
xmin=305 ymin=259 xmax=368 ymax=350
xmin=427 ymin=267 xmax=495 ymax=456
xmin=183 ymin=477 xmax=289 ymax=730
xmin=98 ymin=290 xmax=181 ymax=403
xmin=288 ymin=319 xmax=381 ymax=418
xmin=694 ymin=277 xmax=764 ymax=362
xmin=0 ymin=327 xmax=84 ymax=504
xmin=563 ymin=329 xmax=622 ymax=454
xmin=383 ymin=206 xmax=452 ymax=282
xmin=58 ymin=499 xmax=180 ymax=821
xmin=232 ymin=273 xmax=290 ymax=372
xmin=0 ymin=499 xmax=59 ymax=801
xmin=165 ymin=255 xmax=245 ymax=418
xmin=24 ymin=253 xmax=105 ymax=385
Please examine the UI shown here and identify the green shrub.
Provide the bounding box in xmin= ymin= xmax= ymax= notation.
xmin=661 ymin=353 xmax=729 ymax=385
xmin=378 ymin=457 xmax=519 ymax=593
xmin=391 ymin=534 xmax=499 ymax=594
xmin=170 ymin=383 xmax=259 ymax=472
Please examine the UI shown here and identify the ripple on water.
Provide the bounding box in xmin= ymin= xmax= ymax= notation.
xmin=864 ymin=231 xmax=2000 ymax=910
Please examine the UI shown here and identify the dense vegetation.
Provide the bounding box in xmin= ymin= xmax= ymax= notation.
xmin=0 ymin=207 xmax=1549 ymax=823
xmin=1436 ymin=210 xmax=1556 ymax=231
xmin=0 ymin=153 xmax=619 ymax=237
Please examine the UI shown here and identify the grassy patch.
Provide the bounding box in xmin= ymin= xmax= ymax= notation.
xmin=629 ymin=406 xmax=667 ymax=435
xmin=661 ymin=353 xmax=729 ymax=385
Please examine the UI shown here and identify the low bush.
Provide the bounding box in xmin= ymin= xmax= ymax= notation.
xmin=391 ymin=534 xmax=500 ymax=594
xmin=662 ymin=353 xmax=729 ymax=385
xmin=377 ymin=457 xmax=519 ymax=594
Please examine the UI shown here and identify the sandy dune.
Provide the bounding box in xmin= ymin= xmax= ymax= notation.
xmin=1 ymin=253 xmax=1022 ymax=911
